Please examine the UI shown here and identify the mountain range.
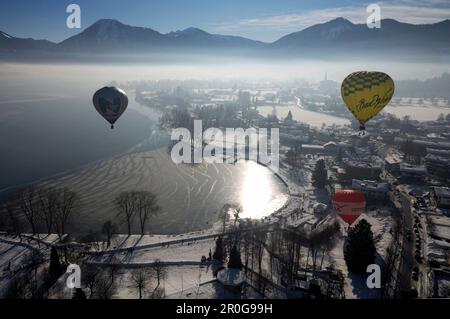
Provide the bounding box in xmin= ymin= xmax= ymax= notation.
xmin=1 ymin=17 xmax=449 ymax=61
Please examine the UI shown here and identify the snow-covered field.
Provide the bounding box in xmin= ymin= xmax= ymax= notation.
xmin=0 ymin=234 xmax=60 ymax=297
xmin=89 ymin=237 xmax=216 ymax=265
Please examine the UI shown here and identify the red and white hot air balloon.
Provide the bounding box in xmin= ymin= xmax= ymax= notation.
xmin=332 ymin=189 xmax=366 ymax=226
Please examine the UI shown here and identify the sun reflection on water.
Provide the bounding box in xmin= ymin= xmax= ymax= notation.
xmin=239 ymin=161 xmax=285 ymax=219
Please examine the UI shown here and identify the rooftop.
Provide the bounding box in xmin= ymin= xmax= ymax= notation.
xmin=427 ymin=148 xmax=450 ymax=157
xmin=344 ymin=159 xmax=381 ymax=169
xmin=352 ymin=179 xmax=389 ymax=192
xmin=385 ymin=153 xmax=403 ymax=165
xmin=400 ymin=164 xmax=427 ymax=174
xmin=301 ymin=144 xmax=324 ymax=150
xmin=434 ymin=187 xmax=450 ymax=198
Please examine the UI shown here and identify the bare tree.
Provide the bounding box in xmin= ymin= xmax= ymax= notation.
xmin=54 ymin=188 xmax=78 ymax=239
xmin=107 ymin=256 xmax=122 ymax=286
xmin=135 ymin=191 xmax=160 ymax=235
xmin=86 ymin=259 xmax=120 ymax=299
xmin=2 ymin=196 xmax=23 ymax=240
xmin=219 ymin=204 xmax=231 ymax=233
xmin=101 ymin=220 xmax=118 ymax=248
xmin=28 ymin=249 xmax=44 ymax=299
xmin=115 ymin=191 xmax=137 ymax=235
xmin=242 ymin=225 xmax=253 ymax=273
xmin=253 ymin=227 xmax=267 ymax=289
xmin=38 ymin=187 xmax=59 ymax=234
xmin=82 ymin=266 xmax=101 ymax=298
xmin=219 ymin=203 xmax=241 ymax=232
xmin=231 ymin=204 xmax=242 ymax=226
xmin=130 ymin=268 xmax=151 ymax=299
xmin=149 ymin=287 xmax=165 ymax=299
xmin=151 ymin=259 xmax=167 ymax=292
xmin=16 ymin=186 xmax=41 ymax=235
xmin=4 ymin=273 xmax=30 ymax=299
xmin=29 ymin=250 xmax=44 ymax=282
xmin=94 ymin=272 xmax=117 ymax=299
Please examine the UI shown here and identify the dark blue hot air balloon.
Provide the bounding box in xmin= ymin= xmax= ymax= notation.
xmin=93 ymin=86 xmax=128 ymax=129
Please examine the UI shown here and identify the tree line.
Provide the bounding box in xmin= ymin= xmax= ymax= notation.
xmin=1 ymin=186 xmax=78 ymax=239
xmin=1 ymin=186 xmax=160 ymax=239
xmin=208 ymin=219 xmax=345 ymax=298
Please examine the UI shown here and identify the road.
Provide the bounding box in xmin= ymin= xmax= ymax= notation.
xmin=381 ymin=170 xmax=415 ymax=297
xmin=397 ymin=189 xmax=415 ymax=295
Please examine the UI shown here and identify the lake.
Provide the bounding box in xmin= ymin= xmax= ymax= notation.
xmin=0 ymin=64 xmax=289 ymax=234
xmin=40 ymin=150 xmax=288 ymax=234
xmin=257 ymin=105 xmax=351 ymax=127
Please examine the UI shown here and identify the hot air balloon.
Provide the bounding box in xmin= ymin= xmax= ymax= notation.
xmin=341 ymin=71 xmax=394 ymax=130
xmin=332 ymin=189 xmax=366 ymax=226
xmin=93 ymin=86 xmax=128 ymax=129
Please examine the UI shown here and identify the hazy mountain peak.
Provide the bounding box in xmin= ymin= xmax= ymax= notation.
xmin=82 ymin=19 xmax=129 ymax=39
xmin=91 ymin=19 xmax=125 ymax=27
xmin=2 ymin=17 xmax=449 ymax=60
xmin=167 ymin=27 xmax=210 ymax=38
xmin=275 ymin=16 xmax=356 ymax=45
xmin=55 ymin=18 xmax=167 ymax=53
xmin=182 ymin=27 xmax=208 ymax=34
xmin=298 ymin=16 xmax=355 ymax=41
xmin=325 ymin=17 xmax=353 ymax=26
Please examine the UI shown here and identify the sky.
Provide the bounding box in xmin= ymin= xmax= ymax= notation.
xmin=1 ymin=0 xmax=450 ymax=42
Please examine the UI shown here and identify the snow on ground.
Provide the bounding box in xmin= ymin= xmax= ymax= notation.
xmin=432 ymin=225 xmax=450 ymax=241
xmin=90 ymin=237 xmax=216 ymax=265
xmin=424 ymin=209 xmax=450 ymax=266
xmin=167 ymin=280 xmax=263 ymax=299
xmin=328 ymin=209 xmax=394 ymax=299
xmin=0 ymin=233 xmax=79 ymax=298
xmin=427 ymin=213 xmax=450 ymax=241
xmin=111 ymin=265 xmax=215 ymax=299
xmin=0 ymin=233 xmax=64 ymax=297
xmin=0 ymin=241 xmax=32 ymax=295
xmin=0 ymin=233 xmax=61 ymax=246
xmin=104 ymin=231 xmax=219 ymax=252
xmin=50 ymin=264 xmax=217 ymax=299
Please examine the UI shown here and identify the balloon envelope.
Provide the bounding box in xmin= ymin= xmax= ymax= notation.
xmin=341 ymin=71 xmax=394 ymax=128
xmin=93 ymin=86 xmax=128 ymax=129
xmin=332 ymin=189 xmax=366 ymax=225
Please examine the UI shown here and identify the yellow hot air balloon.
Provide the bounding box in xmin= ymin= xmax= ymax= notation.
xmin=341 ymin=71 xmax=395 ymax=130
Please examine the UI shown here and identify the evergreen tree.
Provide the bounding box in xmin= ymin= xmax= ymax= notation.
xmin=446 ymin=113 xmax=450 ymax=121
xmin=336 ymin=147 xmax=343 ymax=163
xmin=312 ymin=158 xmax=327 ymax=189
xmin=227 ymin=245 xmax=243 ymax=270
xmin=285 ymin=110 xmax=293 ymax=121
xmin=344 ymin=219 xmax=376 ymax=274
xmin=49 ymin=246 xmax=62 ymax=277
xmin=212 ymin=237 xmax=224 ymax=262
xmin=72 ymin=288 xmax=87 ymax=299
